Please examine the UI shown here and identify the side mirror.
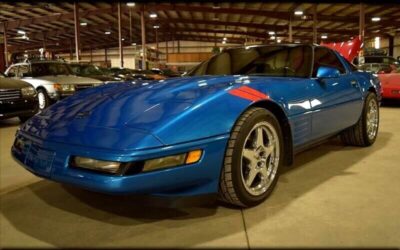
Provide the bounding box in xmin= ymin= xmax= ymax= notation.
xmin=316 ymin=66 xmax=340 ymax=79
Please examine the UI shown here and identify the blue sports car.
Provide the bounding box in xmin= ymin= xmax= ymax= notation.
xmin=12 ymin=44 xmax=381 ymax=207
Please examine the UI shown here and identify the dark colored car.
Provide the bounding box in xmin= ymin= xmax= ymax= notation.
xmin=69 ymin=63 xmax=123 ymax=83
xmin=150 ymin=68 xmax=181 ymax=78
xmin=0 ymin=72 xmax=38 ymax=122
xmin=108 ymin=68 xmax=154 ymax=81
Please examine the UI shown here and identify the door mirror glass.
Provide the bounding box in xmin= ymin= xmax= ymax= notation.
xmin=316 ymin=66 xmax=340 ymax=78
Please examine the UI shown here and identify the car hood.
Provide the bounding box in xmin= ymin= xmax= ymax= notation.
xmin=0 ymin=77 xmax=32 ymax=89
xmin=31 ymin=75 xmax=103 ymax=84
xmin=378 ymin=73 xmax=400 ymax=86
xmin=20 ymin=75 xmax=296 ymax=150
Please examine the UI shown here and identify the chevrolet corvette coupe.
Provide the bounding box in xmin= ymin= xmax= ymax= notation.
xmin=12 ymin=44 xmax=381 ymax=207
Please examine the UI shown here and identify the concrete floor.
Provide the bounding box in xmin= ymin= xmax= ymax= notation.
xmin=1 ymin=105 xmax=400 ymax=248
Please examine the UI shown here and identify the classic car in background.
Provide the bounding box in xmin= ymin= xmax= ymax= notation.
xmin=0 ymin=72 xmax=38 ymax=122
xmin=69 ymin=63 xmax=123 ymax=83
xmin=12 ymin=44 xmax=381 ymax=208
xmin=108 ymin=67 xmax=155 ymax=81
xmin=4 ymin=60 xmax=103 ymax=110
xmin=150 ymin=68 xmax=182 ymax=78
xmin=359 ymin=63 xmax=400 ymax=100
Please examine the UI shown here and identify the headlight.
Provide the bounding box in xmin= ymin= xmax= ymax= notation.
xmin=72 ymin=157 xmax=121 ymax=174
xmin=143 ymin=149 xmax=202 ymax=172
xmin=21 ymin=86 xmax=36 ymax=96
xmin=54 ymin=84 xmax=75 ymax=92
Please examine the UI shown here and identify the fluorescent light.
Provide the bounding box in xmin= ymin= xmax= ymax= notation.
xmin=294 ymin=10 xmax=303 ymax=16
xmin=270 ymin=36 xmax=276 ymax=40
xmin=268 ymin=31 xmax=275 ymax=35
xmin=277 ymin=39 xmax=281 ymax=43
xmin=153 ymin=25 xmax=159 ymax=29
xmin=132 ymin=43 xmax=137 ymax=46
xmin=149 ymin=13 xmax=157 ymax=18
xmin=212 ymin=17 xmax=219 ymax=21
xmin=321 ymin=35 xmax=328 ymax=39
xmin=371 ymin=17 xmax=381 ymax=22
xmin=122 ymin=38 xmax=125 ymax=41
xmin=105 ymin=31 xmax=111 ymax=35
xmin=212 ymin=5 xmax=220 ymax=9
xmin=17 ymin=30 xmax=26 ymax=35
xmin=294 ymin=40 xmax=300 ymax=44
xmin=223 ymin=37 xmax=227 ymax=41
xmin=222 ymin=40 xmax=226 ymax=44
xmin=80 ymin=22 xmax=87 ymax=26
xmin=126 ymin=2 xmax=135 ymax=7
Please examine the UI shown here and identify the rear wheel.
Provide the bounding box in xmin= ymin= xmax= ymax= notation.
xmin=219 ymin=107 xmax=284 ymax=207
xmin=341 ymin=92 xmax=379 ymax=146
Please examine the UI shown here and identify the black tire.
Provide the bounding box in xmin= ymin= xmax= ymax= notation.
xmin=37 ymin=88 xmax=50 ymax=111
xmin=341 ymin=92 xmax=379 ymax=147
xmin=219 ymin=107 xmax=284 ymax=208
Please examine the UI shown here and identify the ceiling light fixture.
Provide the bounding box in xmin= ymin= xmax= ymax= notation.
xmin=126 ymin=2 xmax=135 ymax=7
xmin=80 ymin=22 xmax=87 ymax=26
xmin=294 ymin=10 xmax=303 ymax=16
xmin=223 ymin=37 xmax=227 ymax=41
xmin=270 ymin=36 xmax=276 ymax=40
xmin=105 ymin=31 xmax=111 ymax=35
xmin=17 ymin=30 xmax=26 ymax=35
xmin=321 ymin=35 xmax=328 ymax=39
xmin=132 ymin=43 xmax=137 ymax=46
xmin=153 ymin=25 xmax=159 ymax=29
xmin=371 ymin=17 xmax=381 ymax=22
xmin=277 ymin=39 xmax=282 ymax=43
xmin=268 ymin=31 xmax=275 ymax=35
xmin=149 ymin=13 xmax=158 ymax=18
xmin=222 ymin=40 xmax=226 ymax=44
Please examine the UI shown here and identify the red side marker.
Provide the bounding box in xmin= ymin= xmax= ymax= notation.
xmin=229 ymin=86 xmax=269 ymax=102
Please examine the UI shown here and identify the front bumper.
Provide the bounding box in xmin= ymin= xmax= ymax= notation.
xmin=0 ymin=97 xmax=38 ymax=119
xmin=11 ymin=131 xmax=229 ymax=197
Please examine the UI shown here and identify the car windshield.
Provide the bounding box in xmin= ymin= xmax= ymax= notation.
xmin=188 ymin=45 xmax=312 ymax=78
xmin=31 ymin=63 xmax=72 ymax=77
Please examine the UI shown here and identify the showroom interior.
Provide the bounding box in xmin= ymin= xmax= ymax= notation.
xmin=1 ymin=1 xmax=400 ymax=248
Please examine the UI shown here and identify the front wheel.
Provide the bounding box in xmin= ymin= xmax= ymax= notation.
xmin=219 ymin=107 xmax=284 ymax=208
xmin=341 ymin=92 xmax=379 ymax=146
xmin=37 ymin=89 xmax=50 ymax=111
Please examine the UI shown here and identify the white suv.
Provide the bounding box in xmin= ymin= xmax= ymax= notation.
xmin=5 ymin=60 xmax=103 ymax=110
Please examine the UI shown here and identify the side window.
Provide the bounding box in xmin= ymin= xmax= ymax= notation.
xmin=18 ymin=65 xmax=30 ymax=77
xmin=7 ymin=66 xmax=18 ymax=77
xmin=313 ymin=47 xmax=346 ymax=77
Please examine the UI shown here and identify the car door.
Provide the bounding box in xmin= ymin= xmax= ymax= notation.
xmin=310 ymin=47 xmax=363 ymax=140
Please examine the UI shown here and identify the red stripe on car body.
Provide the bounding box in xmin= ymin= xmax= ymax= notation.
xmin=229 ymin=89 xmax=261 ymax=101
xmin=238 ymin=86 xmax=269 ymax=99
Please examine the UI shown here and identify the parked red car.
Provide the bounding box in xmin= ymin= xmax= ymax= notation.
xmin=379 ymin=68 xmax=400 ymax=100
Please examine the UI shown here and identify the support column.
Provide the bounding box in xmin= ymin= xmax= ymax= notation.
xmin=312 ymin=4 xmax=317 ymax=44
xmin=3 ymin=22 xmax=8 ymax=67
xmin=73 ymin=2 xmax=80 ymax=62
xmin=155 ymin=28 xmax=159 ymax=62
xmin=118 ymin=2 xmax=123 ymax=67
xmin=165 ymin=33 xmax=169 ymax=64
xmin=359 ymin=3 xmax=365 ymax=44
xmin=42 ymin=31 xmax=47 ymax=51
xmin=129 ymin=8 xmax=133 ymax=44
xmin=90 ymin=46 xmax=93 ymax=63
xmin=105 ymin=48 xmax=108 ymax=65
xmin=141 ymin=10 xmax=146 ymax=70
xmin=177 ymin=40 xmax=180 ymax=53
xmin=288 ymin=16 xmax=293 ymax=43
xmin=388 ymin=35 xmax=394 ymax=57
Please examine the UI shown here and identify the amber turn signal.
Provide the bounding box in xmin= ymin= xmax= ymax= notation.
xmin=186 ymin=150 xmax=203 ymax=164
